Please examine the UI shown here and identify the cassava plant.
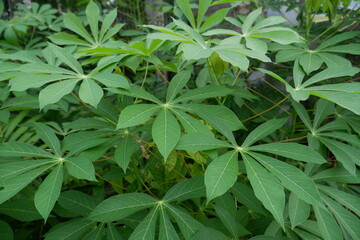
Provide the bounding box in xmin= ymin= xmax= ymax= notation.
xmin=0 ymin=0 xmax=359 ymax=239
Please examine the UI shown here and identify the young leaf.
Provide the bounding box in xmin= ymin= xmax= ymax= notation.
xmin=314 ymin=206 xmax=343 ymax=240
xmin=152 ymin=108 xmax=181 ymax=160
xmin=34 ymin=164 xmax=64 ymax=220
xmin=242 ymin=154 xmax=285 ymax=228
xmin=34 ymin=123 xmax=62 ymax=157
xmin=163 ymin=176 xmax=205 ymax=202
xmin=241 ymin=118 xmax=287 ymax=147
xmin=289 ymin=192 xmax=310 ymax=229
xmin=166 ymin=70 xmax=191 ymax=102
xmin=251 ymin=152 xmax=324 ymax=207
xmin=117 ymin=104 xmax=160 ymax=129
xmin=65 ymin=156 xmax=97 ymax=181
xmin=205 ymin=150 xmax=238 ymax=202
xmin=88 ymin=193 xmax=157 ymax=222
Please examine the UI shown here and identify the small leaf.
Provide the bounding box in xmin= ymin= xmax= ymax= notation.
xmin=88 ymin=193 xmax=157 ymax=222
xmin=152 ymin=109 xmax=181 ymax=160
xmin=34 ymin=164 xmax=63 ymax=220
xmin=65 ymin=156 xmax=97 ymax=181
xmin=117 ymin=104 xmax=160 ymax=129
xmin=205 ymin=150 xmax=238 ymax=202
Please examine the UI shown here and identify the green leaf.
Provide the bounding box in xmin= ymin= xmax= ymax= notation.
xmin=318 ymin=185 xmax=360 ymax=217
xmin=191 ymin=227 xmax=231 ymax=240
xmin=117 ymin=104 xmax=160 ymax=129
xmin=86 ymin=1 xmax=100 ymax=42
xmin=166 ymin=70 xmax=192 ymax=102
xmin=319 ymin=137 xmax=357 ymax=175
xmin=0 ymin=160 xmax=52 ymax=183
xmin=0 ymin=141 xmax=54 ymax=158
xmin=163 ymin=176 xmax=205 ymax=202
xmin=176 ymin=0 xmax=195 ymax=28
xmin=313 ymin=99 xmax=334 ymax=129
xmin=79 ymin=79 xmax=103 ymax=107
xmin=88 ymin=193 xmax=157 ymax=222
xmin=176 ymin=134 xmax=232 ymax=151
xmin=45 ymin=220 xmax=95 ymax=240
xmin=65 ymin=156 xmax=97 ymax=181
xmin=34 ymin=164 xmax=63 ymax=221
xmin=317 ymin=31 xmax=360 ymax=49
xmin=128 ymin=207 xmax=158 ymax=240
xmin=312 ymin=167 xmax=360 ymax=183
xmin=39 ymin=79 xmax=79 ymax=109
xmin=0 ymin=164 xmax=54 ymax=204
xmin=243 ymin=154 xmax=285 ymax=227
xmin=63 ymin=13 xmax=93 ymax=44
xmin=251 ymin=152 xmax=324 ymax=207
xmin=242 ymin=8 xmax=262 ymax=33
xmin=91 ymin=72 xmax=129 ymax=89
xmin=173 ymin=85 xmax=233 ymax=103
xmin=325 ymin=44 xmax=360 ymax=54
xmin=249 ymin=143 xmax=326 ymax=164
xmin=230 ymin=182 xmax=266 ymax=214
xmin=58 ymin=190 xmax=98 ymax=216
xmin=108 ymin=87 xmax=162 ymax=104
xmin=205 ymin=150 xmax=238 ymax=202
xmin=199 ymin=8 xmax=229 ymax=32
xmin=165 ymin=204 xmax=203 ymax=240
xmin=106 ymin=224 xmax=123 ymax=240
xmin=159 ymin=206 xmax=180 ymax=240
xmin=181 ymin=43 xmax=213 ymax=60
xmin=299 ymin=53 xmax=323 ymax=74
xmin=0 ymin=199 xmax=42 ymax=221
xmin=197 ymin=0 xmax=212 ymax=29
xmin=10 ymin=73 xmax=70 ymax=91
xmin=152 ymin=108 xmax=181 ymax=160
xmin=214 ymin=205 xmax=250 ymax=238
xmin=246 ymin=37 xmax=268 ymax=54
xmin=100 ymin=9 xmax=118 ymax=40
xmin=0 ymin=220 xmax=13 ymax=240
xmin=171 ymin=109 xmax=213 ymax=136
xmin=321 ymin=195 xmax=360 ymax=240
xmin=115 ymin=134 xmax=134 ymax=172
xmin=289 ymin=192 xmax=310 ymax=229
xmin=48 ymin=43 xmax=84 ymax=74
xmin=293 ymin=58 xmax=305 ymax=88
xmin=49 ymin=32 xmax=91 ymax=46
xmin=34 ymin=123 xmax=62 ymax=157
xmin=314 ymin=206 xmax=343 ymax=240
xmin=216 ymin=49 xmax=249 ymax=71
xmin=241 ymin=118 xmax=287 ymax=147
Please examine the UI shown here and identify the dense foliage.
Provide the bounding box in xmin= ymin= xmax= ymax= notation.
xmin=0 ymin=0 xmax=359 ymax=239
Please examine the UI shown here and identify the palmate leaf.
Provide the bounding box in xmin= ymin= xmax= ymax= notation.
xmin=163 ymin=176 xmax=205 ymax=202
xmin=242 ymin=154 xmax=285 ymax=228
xmin=166 ymin=70 xmax=192 ymax=102
xmin=171 ymin=109 xmax=213 ymax=137
xmin=117 ymin=104 xmax=160 ymax=129
xmin=250 ymin=152 xmax=324 ymax=207
xmin=34 ymin=122 xmax=62 ymax=157
xmin=34 ymin=164 xmax=63 ymax=220
xmin=152 ymin=108 xmax=181 ymax=160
